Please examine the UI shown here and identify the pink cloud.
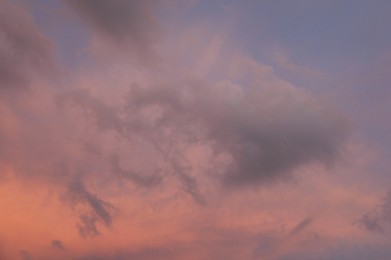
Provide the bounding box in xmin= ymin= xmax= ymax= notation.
xmin=1 ymin=0 xmax=388 ymax=259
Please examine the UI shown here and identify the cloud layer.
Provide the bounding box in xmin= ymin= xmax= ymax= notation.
xmin=1 ymin=0 xmax=388 ymax=259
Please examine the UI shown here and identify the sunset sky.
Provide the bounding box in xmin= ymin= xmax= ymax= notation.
xmin=1 ymin=0 xmax=391 ymax=259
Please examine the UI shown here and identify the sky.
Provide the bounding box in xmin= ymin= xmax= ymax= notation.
xmin=0 ymin=0 xmax=391 ymax=259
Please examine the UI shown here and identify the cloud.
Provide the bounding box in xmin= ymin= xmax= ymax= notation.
xmin=19 ymin=250 xmax=32 ymax=260
xmin=358 ymin=189 xmax=391 ymax=234
xmin=121 ymin=59 xmax=350 ymax=189
xmin=0 ymin=0 xmax=54 ymax=94
xmin=0 ymin=0 xmax=355 ymax=256
xmin=281 ymin=242 xmax=391 ymax=260
xmin=51 ymin=49 xmax=349 ymax=208
xmin=358 ymin=213 xmax=383 ymax=233
xmin=289 ymin=217 xmax=313 ymax=236
xmin=61 ymin=0 xmax=159 ymax=63
xmin=109 ymin=153 xmax=162 ymax=188
xmin=382 ymin=190 xmax=391 ymax=222
xmin=65 ymin=178 xmax=114 ymax=237
xmin=60 ymin=86 xmax=207 ymax=204
xmin=77 ymin=247 xmax=174 ymax=260
xmin=60 ymin=88 xmax=125 ymax=134
xmin=51 ymin=240 xmax=64 ymax=250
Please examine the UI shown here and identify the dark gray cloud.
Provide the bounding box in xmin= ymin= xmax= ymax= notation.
xmin=19 ymin=250 xmax=32 ymax=260
xmin=358 ymin=189 xmax=391 ymax=233
xmin=51 ymin=240 xmax=64 ymax=250
xmin=289 ymin=217 xmax=313 ymax=236
xmin=78 ymin=214 xmax=100 ymax=237
xmin=61 ymin=0 xmax=159 ymax=62
xmin=77 ymin=247 xmax=173 ymax=260
xmin=281 ymin=242 xmax=391 ymax=260
xmin=253 ymin=218 xmax=316 ymax=258
xmin=252 ymin=232 xmax=280 ymax=258
xmin=66 ymin=178 xmax=114 ymax=237
xmin=358 ymin=212 xmax=383 ymax=233
xmin=123 ymin=78 xmax=350 ymax=189
xmin=382 ymin=190 xmax=391 ymax=222
xmin=0 ymin=0 xmax=54 ymax=94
